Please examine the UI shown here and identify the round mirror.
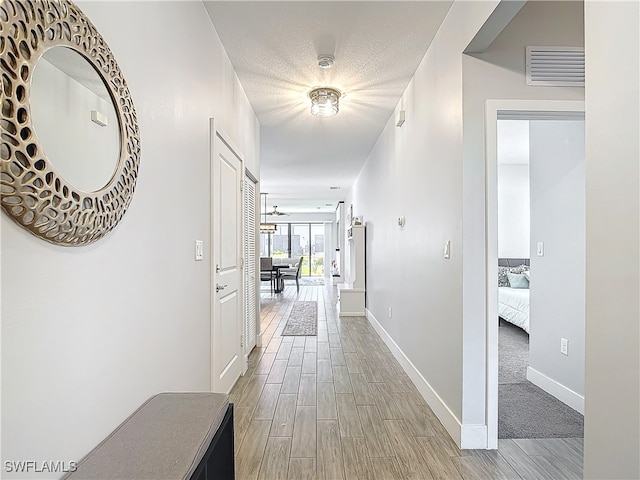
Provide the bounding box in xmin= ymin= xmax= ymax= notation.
xmin=0 ymin=0 xmax=140 ymax=246
xmin=30 ymin=47 xmax=120 ymax=193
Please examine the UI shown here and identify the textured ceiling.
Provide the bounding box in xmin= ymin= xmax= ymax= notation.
xmin=204 ymin=1 xmax=453 ymax=213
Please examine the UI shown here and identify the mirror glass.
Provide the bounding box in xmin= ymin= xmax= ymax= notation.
xmin=30 ymin=47 xmax=121 ymax=192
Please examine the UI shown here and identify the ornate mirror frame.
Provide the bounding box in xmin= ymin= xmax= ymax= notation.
xmin=0 ymin=0 xmax=140 ymax=246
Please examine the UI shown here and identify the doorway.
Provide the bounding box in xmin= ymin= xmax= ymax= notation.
xmin=485 ymin=100 xmax=585 ymax=448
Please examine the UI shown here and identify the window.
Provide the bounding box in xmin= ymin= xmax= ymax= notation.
xmin=260 ymin=223 xmax=325 ymax=276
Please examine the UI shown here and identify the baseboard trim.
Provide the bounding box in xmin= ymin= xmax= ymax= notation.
xmin=526 ymin=366 xmax=585 ymax=414
xmin=366 ymin=309 xmax=466 ymax=449
xmin=461 ymin=424 xmax=488 ymax=449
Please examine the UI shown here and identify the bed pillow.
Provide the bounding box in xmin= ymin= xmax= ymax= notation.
xmin=507 ymin=272 xmax=529 ymax=289
xmin=498 ymin=264 xmax=529 ymax=286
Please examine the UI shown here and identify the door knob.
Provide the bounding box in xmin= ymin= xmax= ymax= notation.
xmin=216 ymin=283 xmax=228 ymax=292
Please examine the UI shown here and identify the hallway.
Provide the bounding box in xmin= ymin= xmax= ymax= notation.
xmin=230 ymin=283 xmax=583 ymax=479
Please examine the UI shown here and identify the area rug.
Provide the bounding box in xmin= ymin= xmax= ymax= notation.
xmin=499 ymin=322 xmax=584 ymax=439
xmin=299 ymin=277 xmax=325 ymax=286
xmin=282 ymin=301 xmax=318 ymax=336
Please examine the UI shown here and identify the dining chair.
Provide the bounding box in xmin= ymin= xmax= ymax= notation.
xmin=259 ymin=257 xmax=275 ymax=294
xmin=279 ymin=256 xmax=303 ymax=293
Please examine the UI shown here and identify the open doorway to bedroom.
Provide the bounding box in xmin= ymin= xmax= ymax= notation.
xmin=497 ymin=117 xmax=586 ymax=440
xmin=486 ymin=101 xmax=586 ymax=448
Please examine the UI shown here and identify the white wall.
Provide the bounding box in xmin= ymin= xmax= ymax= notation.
xmin=528 ymin=120 xmax=585 ymax=407
xmin=349 ymin=1 xmax=500 ymax=444
xmin=497 ymin=163 xmax=530 ymax=258
xmin=1 ymin=2 xmax=259 ymax=477
xmin=583 ymin=1 xmax=639 ymax=478
xmin=461 ymin=0 xmax=584 ymax=440
xmin=323 ymin=222 xmax=333 ymax=276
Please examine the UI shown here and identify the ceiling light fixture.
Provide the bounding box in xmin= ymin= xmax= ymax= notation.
xmin=260 ymin=193 xmax=277 ymax=234
xmin=269 ymin=205 xmax=289 ymax=217
xmin=309 ymin=87 xmax=341 ymax=118
xmin=317 ymin=54 xmax=335 ymax=69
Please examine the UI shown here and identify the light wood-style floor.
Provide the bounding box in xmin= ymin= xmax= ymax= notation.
xmin=230 ymin=281 xmax=583 ymax=480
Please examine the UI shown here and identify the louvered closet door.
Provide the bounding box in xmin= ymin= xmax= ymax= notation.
xmin=243 ymin=174 xmax=258 ymax=359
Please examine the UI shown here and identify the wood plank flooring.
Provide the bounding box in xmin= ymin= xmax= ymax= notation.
xmin=231 ymin=282 xmax=583 ymax=480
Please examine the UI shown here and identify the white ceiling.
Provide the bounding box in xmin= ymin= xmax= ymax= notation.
xmin=204 ymin=1 xmax=453 ymax=214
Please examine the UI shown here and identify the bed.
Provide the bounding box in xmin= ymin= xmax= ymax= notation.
xmin=498 ymin=258 xmax=530 ymax=334
xmin=499 ymin=287 xmax=530 ymax=333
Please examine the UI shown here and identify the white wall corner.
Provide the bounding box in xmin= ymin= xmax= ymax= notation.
xmin=527 ymin=366 xmax=585 ymax=414
xmin=366 ymin=309 xmax=464 ymax=449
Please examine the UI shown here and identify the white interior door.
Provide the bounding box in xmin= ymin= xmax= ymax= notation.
xmin=243 ymin=174 xmax=258 ymax=361
xmin=211 ymin=122 xmax=244 ymax=393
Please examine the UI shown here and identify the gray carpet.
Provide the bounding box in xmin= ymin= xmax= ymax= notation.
xmin=282 ymin=301 xmax=318 ymax=336
xmin=499 ymin=321 xmax=584 ymax=439
xmin=499 ymin=320 xmax=530 ymax=384
xmin=499 ymin=382 xmax=585 ymax=438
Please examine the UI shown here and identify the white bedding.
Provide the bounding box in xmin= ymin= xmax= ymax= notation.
xmin=498 ymin=287 xmax=530 ymax=333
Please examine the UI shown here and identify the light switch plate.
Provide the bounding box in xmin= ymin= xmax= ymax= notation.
xmin=536 ymin=241 xmax=544 ymax=257
xmin=195 ymin=240 xmax=204 ymax=261
xmin=444 ymin=240 xmax=451 ymax=259
xmin=561 ymin=338 xmax=568 ymax=355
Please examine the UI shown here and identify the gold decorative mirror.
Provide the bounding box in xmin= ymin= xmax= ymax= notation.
xmin=0 ymin=0 xmax=140 ymax=246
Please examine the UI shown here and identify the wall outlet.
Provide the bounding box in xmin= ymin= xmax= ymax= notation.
xmin=560 ymin=338 xmax=568 ymax=355
xmin=388 ymin=307 xmax=392 ymax=319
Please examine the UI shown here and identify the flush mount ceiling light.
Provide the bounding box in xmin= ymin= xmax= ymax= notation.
xmin=317 ymin=54 xmax=335 ymax=69
xmin=309 ymin=87 xmax=341 ymax=118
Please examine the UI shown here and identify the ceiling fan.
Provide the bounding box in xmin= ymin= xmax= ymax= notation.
xmin=268 ymin=205 xmax=289 ymax=216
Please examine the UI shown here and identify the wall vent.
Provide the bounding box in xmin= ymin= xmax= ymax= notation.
xmin=526 ymin=46 xmax=585 ymax=86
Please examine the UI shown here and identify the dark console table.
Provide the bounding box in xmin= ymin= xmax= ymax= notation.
xmin=63 ymin=392 xmax=234 ymax=479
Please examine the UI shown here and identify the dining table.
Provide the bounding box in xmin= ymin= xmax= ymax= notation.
xmin=271 ymin=264 xmax=292 ymax=293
